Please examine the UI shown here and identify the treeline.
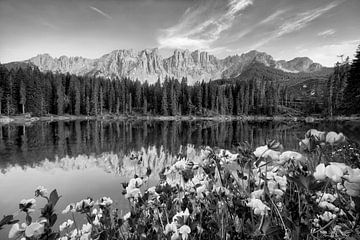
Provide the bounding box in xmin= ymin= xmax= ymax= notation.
xmin=0 ymin=65 xmax=292 ymax=116
xmin=325 ymin=44 xmax=360 ymax=115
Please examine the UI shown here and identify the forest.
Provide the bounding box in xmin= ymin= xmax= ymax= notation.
xmin=0 ymin=44 xmax=359 ymax=117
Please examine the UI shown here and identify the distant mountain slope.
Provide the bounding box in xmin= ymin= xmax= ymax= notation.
xmin=215 ymin=62 xmax=333 ymax=104
xmin=4 ymin=49 xmax=328 ymax=84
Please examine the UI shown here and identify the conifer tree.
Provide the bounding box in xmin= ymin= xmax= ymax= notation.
xmin=343 ymin=44 xmax=360 ymax=114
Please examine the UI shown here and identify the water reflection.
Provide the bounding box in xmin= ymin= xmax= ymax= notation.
xmin=0 ymin=120 xmax=359 ymax=239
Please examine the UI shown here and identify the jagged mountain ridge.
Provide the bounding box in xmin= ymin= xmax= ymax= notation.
xmin=25 ymin=49 xmax=325 ymax=84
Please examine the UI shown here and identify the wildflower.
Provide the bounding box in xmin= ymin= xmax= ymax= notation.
xmin=299 ymin=138 xmax=310 ymax=150
xmin=171 ymin=231 xmax=180 ymax=240
xmin=172 ymin=208 xmax=190 ymax=223
xmin=97 ymin=197 xmax=113 ymax=207
xmin=34 ymin=186 xmax=48 ymax=198
xmin=75 ymin=198 xmax=94 ymax=213
xmin=24 ymin=222 xmax=44 ymax=238
xmin=319 ymin=211 xmax=336 ymax=222
xmin=179 ymin=225 xmax=191 ymax=240
xmin=250 ymin=189 xmax=264 ymax=199
xmin=344 ymin=168 xmax=360 ymax=183
xmin=317 ymin=192 xmax=337 ymax=203
xmin=81 ymin=223 xmax=92 ymax=234
xmin=344 ymin=181 xmax=360 ymax=197
xmin=164 ymin=222 xmax=177 ymax=235
xmin=253 ymin=145 xmax=268 ymax=158
xmin=8 ymin=223 xmax=25 ymax=239
xmin=59 ymin=219 xmax=74 ymax=232
xmin=125 ymin=187 xmax=141 ymax=199
xmin=314 ymin=163 xmax=326 ymax=180
xmin=62 ymin=203 xmax=76 ymax=214
xmin=325 ymin=164 xmax=344 ymax=183
xmin=123 ymin=212 xmax=131 ymax=221
xmin=326 ymin=132 xmax=346 ymax=145
xmin=278 ymin=151 xmax=305 ymax=165
xmin=19 ymin=199 xmax=36 ymax=213
xmin=128 ymin=177 xmax=143 ymax=189
xmin=247 ymin=198 xmax=270 ymax=216
xmin=218 ymin=149 xmax=238 ymax=162
xmin=318 ymin=201 xmax=339 ymax=212
xmin=305 ymin=129 xmax=326 ymax=142
xmin=254 ymin=145 xmax=281 ymax=161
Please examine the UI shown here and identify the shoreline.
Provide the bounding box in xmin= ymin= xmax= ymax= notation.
xmin=1 ymin=114 xmax=360 ymax=125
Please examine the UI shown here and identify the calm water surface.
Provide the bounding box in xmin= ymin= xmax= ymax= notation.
xmin=0 ymin=120 xmax=359 ymax=239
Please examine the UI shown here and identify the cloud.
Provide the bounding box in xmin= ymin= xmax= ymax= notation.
xmin=318 ymin=29 xmax=336 ymax=37
xmin=89 ymin=6 xmax=112 ymax=19
xmin=259 ymin=9 xmax=287 ymax=24
xmin=295 ymin=40 xmax=359 ymax=66
xmin=251 ymin=1 xmax=343 ymax=49
xmin=157 ymin=0 xmax=253 ymax=50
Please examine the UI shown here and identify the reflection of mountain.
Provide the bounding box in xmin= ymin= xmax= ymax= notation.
xmin=1 ymin=145 xmax=210 ymax=177
xmin=1 ymin=120 xmax=358 ymax=171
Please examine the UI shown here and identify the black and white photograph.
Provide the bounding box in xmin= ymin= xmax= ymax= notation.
xmin=0 ymin=0 xmax=360 ymax=239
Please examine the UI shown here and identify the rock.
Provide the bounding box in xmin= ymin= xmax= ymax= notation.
xmin=23 ymin=49 xmax=325 ymax=84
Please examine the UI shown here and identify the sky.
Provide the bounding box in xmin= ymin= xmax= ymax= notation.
xmin=0 ymin=0 xmax=359 ymax=66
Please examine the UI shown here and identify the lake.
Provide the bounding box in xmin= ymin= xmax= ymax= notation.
xmin=0 ymin=119 xmax=359 ymax=239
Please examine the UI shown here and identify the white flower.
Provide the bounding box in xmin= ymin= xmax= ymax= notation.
xmin=326 ymin=132 xmax=346 ymax=145
xmin=314 ymin=164 xmax=326 ymax=180
xmin=317 ymin=192 xmax=337 ymax=203
xmin=278 ymin=151 xmax=305 ymax=164
xmin=128 ymin=178 xmax=143 ymax=189
xmin=70 ymin=229 xmax=78 ymax=238
xmin=171 ymin=230 xmax=180 ymax=240
xmin=179 ymin=225 xmax=191 ymax=240
xmin=62 ymin=203 xmax=76 ymax=214
xmin=173 ymin=160 xmax=188 ymax=171
xmin=247 ymin=198 xmax=270 ymax=216
xmin=254 ymin=145 xmax=268 ymax=158
xmin=172 ymin=209 xmax=190 ymax=223
xmin=344 ymin=168 xmax=360 ymax=183
xmin=59 ymin=219 xmax=74 ymax=232
xmin=19 ymin=199 xmax=36 ymax=213
xmin=8 ymin=223 xmax=24 ymax=239
xmin=123 ymin=212 xmax=131 ymax=221
xmin=81 ymin=223 xmax=92 ymax=234
xmin=344 ymin=181 xmax=360 ymax=197
xmin=299 ymin=138 xmax=310 ymax=149
xmin=34 ymin=186 xmax=48 ymax=198
xmin=305 ymin=129 xmax=326 ymax=142
xmin=125 ymin=187 xmax=141 ymax=199
xmin=75 ymin=198 xmax=94 ymax=212
xmin=318 ymin=201 xmax=339 ymax=212
xmin=319 ymin=211 xmax=336 ymax=222
xmin=250 ymin=189 xmax=264 ymax=199
xmin=97 ymin=197 xmax=113 ymax=207
xmin=325 ymin=165 xmax=344 ymax=183
xmin=164 ymin=222 xmax=178 ymax=235
xmin=25 ymin=222 xmax=44 ymax=238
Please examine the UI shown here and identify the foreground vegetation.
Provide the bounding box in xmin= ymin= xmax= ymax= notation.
xmin=1 ymin=129 xmax=360 ymax=240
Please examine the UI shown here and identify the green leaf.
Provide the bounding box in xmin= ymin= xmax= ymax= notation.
xmin=49 ymin=189 xmax=61 ymax=207
xmin=0 ymin=215 xmax=17 ymax=229
xmin=26 ymin=214 xmax=32 ymax=225
xmin=49 ymin=214 xmax=57 ymax=227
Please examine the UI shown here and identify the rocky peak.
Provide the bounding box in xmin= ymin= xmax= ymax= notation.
xmin=24 ymin=48 xmax=325 ymax=84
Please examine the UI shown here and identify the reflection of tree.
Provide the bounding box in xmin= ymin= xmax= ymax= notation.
xmin=20 ymin=125 xmax=28 ymax=153
xmin=2 ymin=120 xmax=359 ymax=170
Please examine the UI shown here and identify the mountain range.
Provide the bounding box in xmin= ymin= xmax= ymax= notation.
xmin=17 ymin=49 xmax=327 ymax=84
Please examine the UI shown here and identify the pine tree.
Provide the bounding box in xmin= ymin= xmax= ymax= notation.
xmin=161 ymin=85 xmax=168 ymax=115
xmin=56 ymin=76 xmax=64 ymax=115
xmin=343 ymin=45 xmax=360 ymax=114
